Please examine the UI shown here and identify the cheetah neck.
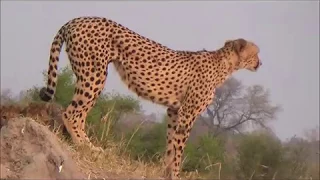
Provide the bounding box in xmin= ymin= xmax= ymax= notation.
xmin=214 ymin=46 xmax=239 ymax=75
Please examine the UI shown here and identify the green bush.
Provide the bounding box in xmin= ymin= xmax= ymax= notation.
xmin=236 ymin=132 xmax=283 ymax=180
xmin=277 ymin=137 xmax=313 ymax=179
xmin=183 ymin=135 xmax=225 ymax=177
xmin=125 ymin=118 xmax=167 ymax=162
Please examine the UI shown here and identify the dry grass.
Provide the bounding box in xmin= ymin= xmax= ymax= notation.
xmin=68 ymin=140 xmax=164 ymax=179
xmin=2 ymin=102 xmax=318 ymax=179
xmin=50 ymin=110 xmax=165 ymax=179
xmin=49 ymin=113 xmax=205 ymax=179
xmin=0 ymin=102 xmax=206 ymax=179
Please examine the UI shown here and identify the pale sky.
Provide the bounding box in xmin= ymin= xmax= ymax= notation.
xmin=1 ymin=1 xmax=319 ymax=140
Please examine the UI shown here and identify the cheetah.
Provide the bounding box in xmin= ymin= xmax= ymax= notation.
xmin=39 ymin=16 xmax=262 ymax=179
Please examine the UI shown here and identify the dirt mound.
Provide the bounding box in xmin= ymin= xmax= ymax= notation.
xmin=0 ymin=103 xmax=164 ymax=179
xmin=0 ymin=117 xmax=85 ymax=179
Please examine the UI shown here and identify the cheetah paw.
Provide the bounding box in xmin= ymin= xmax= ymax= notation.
xmin=90 ymin=145 xmax=104 ymax=153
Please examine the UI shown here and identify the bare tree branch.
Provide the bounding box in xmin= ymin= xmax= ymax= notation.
xmin=199 ymin=77 xmax=282 ymax=137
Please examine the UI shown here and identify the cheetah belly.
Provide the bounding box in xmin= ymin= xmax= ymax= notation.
xmin=112 ymin=61 xmax=184 ymax=108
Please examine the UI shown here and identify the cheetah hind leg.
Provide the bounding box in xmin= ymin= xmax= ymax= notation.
xmin=62 ymin=79 xmax=106 ymax=153
xmin=62 ymin=97 xmax=103 ymax=153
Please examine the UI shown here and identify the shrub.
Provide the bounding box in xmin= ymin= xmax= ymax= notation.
xmin=125 ymin=117 xmax=167 ymax=162
xmin=183 ymin=135 xmax=225 ymax=177
xmin=235 ymin=132 xmax=283 ymax=180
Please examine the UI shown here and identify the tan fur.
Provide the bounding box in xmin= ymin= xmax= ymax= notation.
xmin=40 ymin=16 xmax=262 ymax=179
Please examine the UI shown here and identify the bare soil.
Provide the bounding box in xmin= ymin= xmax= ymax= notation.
xmin=0 ymin=117 xmax=86 ymax=179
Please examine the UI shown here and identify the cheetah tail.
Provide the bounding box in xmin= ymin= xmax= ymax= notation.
xmin=39 ymin=25 xmax=66 ymax=102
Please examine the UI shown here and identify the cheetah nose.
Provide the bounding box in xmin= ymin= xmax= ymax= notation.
xmin=259 ymin=60 xmax=262 ymax=66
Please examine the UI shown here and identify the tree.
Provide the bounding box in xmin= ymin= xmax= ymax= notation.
xmin=199 ymin=77 xmax=282 ymax=137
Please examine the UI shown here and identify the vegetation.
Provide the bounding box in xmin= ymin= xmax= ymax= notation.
xmin=1 ymin=65 xmax=318 ymax=179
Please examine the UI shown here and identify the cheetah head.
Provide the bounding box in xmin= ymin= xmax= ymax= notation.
xmin=225 ymin=38 xmax=262 ymax=72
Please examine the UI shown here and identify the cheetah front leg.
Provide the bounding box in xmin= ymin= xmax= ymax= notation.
xmin=164 ymin=108 xmax=179 ymax=177
xmin=166 ymin=92 xmax=214 ymax=179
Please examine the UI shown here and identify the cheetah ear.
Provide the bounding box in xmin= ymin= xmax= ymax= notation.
xmin=233 ymin=38 xmax=247 ymax=54
xmin=224 ymin=40 xmax=233 ymax=46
